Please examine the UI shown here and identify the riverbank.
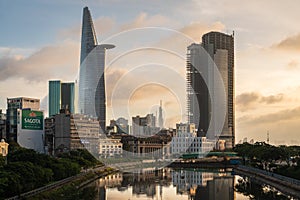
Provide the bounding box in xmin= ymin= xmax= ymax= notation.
xmin=234 ymin=165 xmax=300 ymax=199
xmin=16 ymin=167 xmax=117 ymax=200
xmin=1 ymin=144 xmax=102 ymax=200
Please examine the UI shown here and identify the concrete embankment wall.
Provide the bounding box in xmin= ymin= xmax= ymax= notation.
xmin=234 ymin=165 xmax=300 ymax=199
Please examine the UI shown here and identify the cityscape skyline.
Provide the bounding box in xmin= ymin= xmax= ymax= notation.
xmin=1 ymin=1 xmax=300 ymax=145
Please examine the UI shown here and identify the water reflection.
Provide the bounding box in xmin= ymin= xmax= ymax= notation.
xmin=171 ymin=169 xmax=234 ymax=200
xmin=84 ymin=168 xmax=293 ymax=200
xmin=86 ymin=168 xmax=235 ymax=200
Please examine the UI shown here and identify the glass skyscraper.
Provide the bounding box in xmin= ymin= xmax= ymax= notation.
xmin=78 ymin=7 xmax=114 ymax=133
xmin=48 ymin=80 xmax=75 ymax=116
xmin=49 ymin=80 xmax=61 ymax=116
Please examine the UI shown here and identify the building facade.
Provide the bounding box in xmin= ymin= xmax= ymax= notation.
xmin=109 ymin=117 xmax=129 ymax=134
xmin=45 ymin=110 xmax=100 ymax=156
xmin=121 ymin=135 xmax=171 ymax=158
xmin=172 ymin=170 xmax=213 ymax=196
xmin=49 ymin=80 xmax=75 ymax=117
xmin=17 ymin=109 xmax=44 ymax=153
xmin=6 ymin=97 xmax=40 ymax=141
xmin=202 ymin=31 xmax=235 ymax=149
xmin=99 ymin=138 xmax=123 ymax=158
xmin=49 ymin=80 xmax=61 ymax=117
xmin=0 ymin=110 xmax=6 ymax=140
xmin=187 ymin=31 xmax=235 ymax=149
xmin=171 ymin=123 xmax=215 ymax=157
xmin=78 ymin=7 xmax=114 ymax=134
xmin=132 ymin=114 xmax=159 ymax=137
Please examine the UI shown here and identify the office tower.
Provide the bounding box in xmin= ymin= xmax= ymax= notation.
xmin=6 ymin=97 xmax=40 ymax=141
xmin=61 ymin=82 xmax=75 ymax=112
xmin=49 ymin=80 xmax=75 ymax=116
xmin=49 ymin=80 xmax=61 ymax=116
xmin=187 ymin=31 xmax=235 ymax=148
xmin=158 ymin=100 xmax=164 ymax=129
xmin=78 ymin=7 xmax=114 ymax=133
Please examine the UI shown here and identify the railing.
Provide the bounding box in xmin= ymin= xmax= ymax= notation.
xmin=236 ymin=165 xmax=300 ymax=187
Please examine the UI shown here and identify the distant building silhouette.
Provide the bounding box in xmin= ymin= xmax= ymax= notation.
xmin=158 ymin=100 xmax=164 ymax=129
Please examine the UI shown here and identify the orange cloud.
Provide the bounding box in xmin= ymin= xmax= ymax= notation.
xmin=274 ymin=33 xmax=300 ymax=52
xmin=0 ymin=41 xmax=79 ymax=82
xmin=179 ymin=21 xmax=225 ymax=42
xmin=286 ymin=60 xmax=299 ymax=70
xmin=120 ymin=12 xmax=173 ymax=30
xmin=236 ymin=92 xmax=284 ymax=112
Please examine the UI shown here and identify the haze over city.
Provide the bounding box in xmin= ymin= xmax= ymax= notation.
xmin=1 ymin=0 xmax=300 ymax=145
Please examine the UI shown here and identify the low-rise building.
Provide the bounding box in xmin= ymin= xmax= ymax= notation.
xmin=121 ymin=134 xmax=171 ymax=158
xmin=44 ymin=109 xmax=99 ymax=156
xmin=99 ymin=137 xmax=123 ymax=158
xmin=171 ymin=123 xmax=215 ymax=157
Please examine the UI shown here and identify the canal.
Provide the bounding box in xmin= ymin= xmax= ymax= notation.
xmin=80 ymin=167 xmax=297 ymax=200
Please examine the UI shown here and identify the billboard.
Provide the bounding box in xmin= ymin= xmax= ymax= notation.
xmin=21 ymin=110 xmax=43 ymax=130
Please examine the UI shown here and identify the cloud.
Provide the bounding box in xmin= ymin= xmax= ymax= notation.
xmin=0 ymin=41 xmax=79 ymax=82
xmin=179 ymin=21 xmax=225 ymax=42
xmin=59 ymin=17 xmax=116 ymax=40
xmin=120 ymin=12 xmax=172 ymax=30
xmin=106 ymin=68 xmax=128 ymax=106
xmin=236 ymin=92 xmax=260 ymax=107
xmin=239 ymin=106 xmax=300 ymax=125
xmin=260 ymin=93 xmax=284 ymax=104
xmin=129 ymin=84 xmax=172 ymax=102
xmin=286 ymin=60 xmax=299 ymax=70
xmin=274 ymin=33 xmax=300 ymax=52
xmin=236 ymin=92 xmax=284 ymax=111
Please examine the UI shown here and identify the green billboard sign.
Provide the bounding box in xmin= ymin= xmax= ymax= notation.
xmin=21 ymin=110 xmax=43 ymax=130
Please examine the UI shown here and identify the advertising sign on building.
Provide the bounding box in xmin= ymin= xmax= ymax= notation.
xmin=17 ymin=109 xmax=45 ymax=153
xmin=21 ymin=110 xmax=43 ymax=130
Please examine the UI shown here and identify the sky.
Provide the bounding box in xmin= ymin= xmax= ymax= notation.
xmin=1 ymin=0 xmax=300 ymax=145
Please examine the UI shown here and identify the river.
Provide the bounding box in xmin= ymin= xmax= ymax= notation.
xmin=81 ymin=167 xmax=297 ymax=200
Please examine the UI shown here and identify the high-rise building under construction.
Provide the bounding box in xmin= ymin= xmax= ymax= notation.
xmin=187 ymin=31 xmax=235 ymax=148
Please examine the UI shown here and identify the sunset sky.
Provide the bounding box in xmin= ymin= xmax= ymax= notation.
xmin=1 ymin=0 xmax=300 ymax=145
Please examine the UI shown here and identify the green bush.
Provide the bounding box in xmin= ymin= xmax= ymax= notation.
xmin=0 ymin=146 xmax=98 ymax=199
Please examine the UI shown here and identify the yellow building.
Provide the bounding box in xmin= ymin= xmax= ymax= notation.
xmin=0 ymin=139 xmax=9 ymax=157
